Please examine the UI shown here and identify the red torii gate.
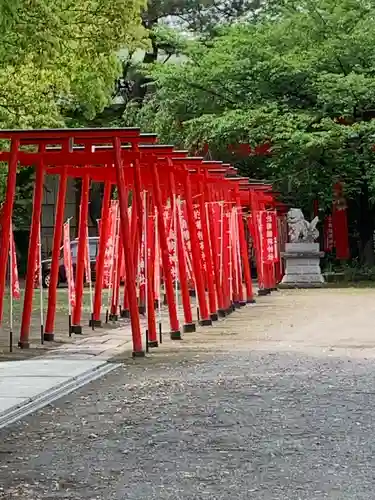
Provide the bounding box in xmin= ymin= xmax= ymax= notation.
xmin=0 ymin=128 xmax=159 ymax=355
xmin=0 ymin=127 xmax=279 ymax=356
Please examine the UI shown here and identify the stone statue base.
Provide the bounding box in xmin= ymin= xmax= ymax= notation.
xmin=279 ymin=243 xmax=325 ymax=289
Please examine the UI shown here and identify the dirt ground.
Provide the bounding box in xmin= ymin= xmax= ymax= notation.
xmin=0 ymin=287 xmax=122 ymax=357
xmin=1 ymin=288 xmax=375 ymax=498
xmin=125 ymin=287 xmax=375 ymax=359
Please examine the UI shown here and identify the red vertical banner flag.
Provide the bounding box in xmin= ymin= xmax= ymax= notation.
xmin=10 ymin=226 xmax=20 ymax=299
xmin=163 ymin=206 xmax=173 ymax=238
xmin=63 ymin=221 xmax=76 ymax=308
xmin=180 ymin=202 xmax=194 ymax=286
xmin=33 ymin=226 xmax=41 ymax=289
xmin=164 ymin=204 xmax=177 ymax=282
xmin=271 ymin=211 xmax=279 ymax=262
xmin=154 ymin=208 xmax=161 ymax=299
xmin=118 ymin=207 xmax=130 ymax=282
xmin=211 ymin=202 xmax=223 ymax=279
xmin=138 ymin=208 xmax=146 ymax=289
xmin=103 ymin=201 xmax=118 ymax=289
xmin=324 ymin=215 xmax=334 ymax=252
xmin=193 ymin=204 xmax=206 ymax=273
xmin=247 ymin=213 xmax=257 ymax=250
xmin=259 ymin=211 xmax=277 ymax=263
xmin=147 ymin=207 xmax=155 ymax=287
xmin=84 ymin=227 xmax=92 ymax=284
xmin=222 ymin=207 xmax=230 ymax=287
xmin=332 ymin=182 xmax=350 ymax=260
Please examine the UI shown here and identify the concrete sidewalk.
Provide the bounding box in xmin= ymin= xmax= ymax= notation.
xmin=0 ymin=297 xmax=197 ymax=429
xmin=0 ymin=291 xmax=254 ymax=430
xmin=0 ymin=321 xmax=137 ymax=429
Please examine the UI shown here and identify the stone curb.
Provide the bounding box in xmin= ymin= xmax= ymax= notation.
xmin=0 ymin=361 xmax=120 ymax=430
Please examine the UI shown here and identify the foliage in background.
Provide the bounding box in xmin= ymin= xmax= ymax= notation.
xmin=123 ymin=0 xmax=375 ymax=263
xmin=0 ymin=0 xmax=148 ymax=128
xmin=87 ymin=0 xmax=264 ymax=127
xmin=4 ymin=0 xmax=375 ymax=266
xmin=0 ymin=0 xmax=147 ymax=229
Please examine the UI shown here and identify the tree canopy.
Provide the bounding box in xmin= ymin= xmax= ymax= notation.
xmin=0 ymin=0 xmax=147 ymax=128
xmin=90 ymin=0 xmax=263 ymax=126
xmin=3 ymin=0 xmax=375 ymax=262
xmin=123 ymin=0 xmax=375 ymax=201
xmin=124 ymin=0 xmax=375 ymax=261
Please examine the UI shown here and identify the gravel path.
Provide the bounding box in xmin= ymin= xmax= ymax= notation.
xmin=1 ymin=288 xmax=375 ymax=499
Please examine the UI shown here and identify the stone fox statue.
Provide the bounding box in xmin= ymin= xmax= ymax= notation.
xmin=287 ymin=208 xmax=319 ymax=243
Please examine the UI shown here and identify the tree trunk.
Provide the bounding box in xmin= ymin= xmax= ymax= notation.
xmin=131 ymin=35 xmax=158 ymax=104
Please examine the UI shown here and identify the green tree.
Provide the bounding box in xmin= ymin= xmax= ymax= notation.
xmin=0 ymin=0 xmax=147 ymax=232
xmin=0 ymin=0 xmax=148 ymax=128
xmin=88 ymin=0 xmax=264 ymax=127
xmin=125 ymin=0 xmax=375 ymax=263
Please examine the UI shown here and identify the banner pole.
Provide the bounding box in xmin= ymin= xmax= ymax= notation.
xmin=155 ymin=208 xmax=162 ymax=341
xmin=143 ymin=191 xmax=148 ymax=347
xmin=233 ymin=208 xmax=241 ymax=303
xmin=228 ymin=211 xmax=233 ymax=304
xmin=258 ymin=212 xmax=265 ymax=290
xmin=219 ymin=202 xmax=224 ymax=288
xmin=65 ymin=218 xmax=73 ymax=336
xmin=173 ymin=194 xmax=179 ymax=311
xmin=235 ymin=207 xmax=244 ymax=300
xmin=9 ymin=224 xmax=13 ymax=353
xmin=107 ymin=202 xmax=118 ymax=321
xmin=39 ymin=222 xmax=44 ymax=344
xmin=111 ymin=213 xmax=120 ymax=320
xmin=86 ymin=225 xmax=94 ymax=330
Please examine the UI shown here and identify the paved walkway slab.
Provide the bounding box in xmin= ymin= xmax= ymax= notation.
xmin=0 ymin=326 xmax=131 ymax=428
xmin=0 ymin=297 xmax=210 ymax=428
xmin=0 ymin=397 xmax=26 ymax=413
xmin=2 ymin=288 xmax=375 ymax=499
xmin=0 ymin=358 xmax=104 ymax=377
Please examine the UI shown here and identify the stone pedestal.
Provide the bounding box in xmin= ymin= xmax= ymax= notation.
xmin=279 ymin=243 xmax=325 ymax=289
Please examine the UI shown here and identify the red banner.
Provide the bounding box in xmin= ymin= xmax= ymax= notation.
xmin=222 ymin=207 xmax=230 ymax=287
xmin=163 ymin=206 xmax=173 ymax=237
xmin=324 ymin=215 xmax=334 ymax=252
xmin=332 ymin=182 xmax=350 ymax=260
xmin=111 ymin=219 xmax=120 ymax=290
xmin=84 ymin=228 xmax=92 ymax=284
xmin=332 ymin=208 xmax=349 ymax=260
xmin=230 ymin=207 xmax=240 ymax=282
xmin=119 ymin=231 xmax=125 ymax=281
xmin=10 ymin=227 xmax=20 ymax=299
xmin=180 ymin=203 xmax=194 ymax=283
xmin=147 ymin=209 xmax=156 ymax=288
xmin=193 ymin=204 xmax=206 ymax=270
xmin=103 ymin=201 xmax=118 ymax=289
xmin=63 ymin=222 xmax=76 ymax=308
xmin=211 ymin=202 xmax=223 ymax=277
xmin=138 ymin=212 xmax=146 ymax=287
xmin=259 ymin=211 xmax=278 ymax=263
xmin=154 ymin=209 xmax=161 ymax=298
xmin=271 ymin=212 xmax=279 ymax=262
xmin=119 ymin=206 xmax=131 ymax=281
xmin=163 ymin=204 xmax=177 ymax=281
xmin=33 ymin=227 xmax=41 ymax=289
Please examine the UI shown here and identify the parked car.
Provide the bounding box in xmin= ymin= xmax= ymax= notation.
xmin=41 ymin=237 xmax=99 ymax=288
